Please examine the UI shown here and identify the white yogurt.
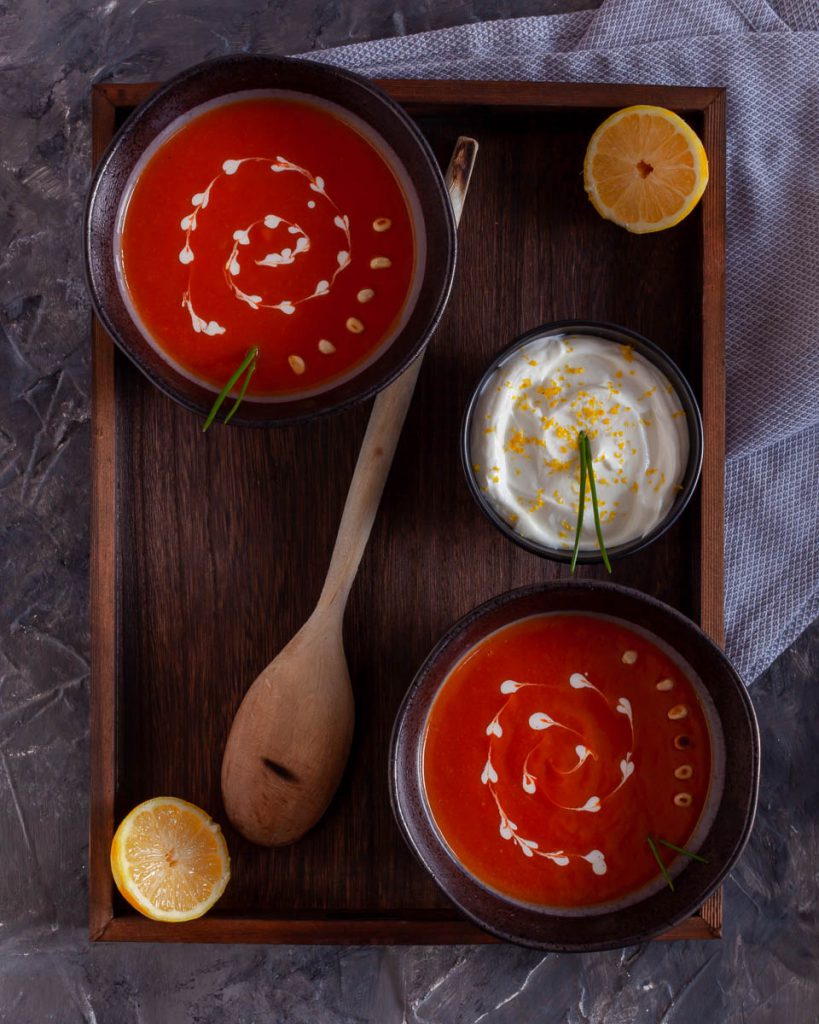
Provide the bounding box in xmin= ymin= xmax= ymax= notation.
xmin=470 ymin=332 xmax=689 ymax=550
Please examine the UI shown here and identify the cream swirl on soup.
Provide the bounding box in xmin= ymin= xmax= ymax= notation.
xmin=470 ymin=333 xmax=689 ymax=550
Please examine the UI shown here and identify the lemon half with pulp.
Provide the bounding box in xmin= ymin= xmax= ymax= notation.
xmin=110 ymin=797 xmax=230 ymax=922
xmin=584 ymin=104 xmax=709 ymax=233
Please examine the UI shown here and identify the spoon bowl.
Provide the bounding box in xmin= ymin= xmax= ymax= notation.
xmin=221 ymin=606 xmax=353 ymax=846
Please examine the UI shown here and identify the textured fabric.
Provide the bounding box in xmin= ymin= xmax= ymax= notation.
xmin=301 ymin=0 xmax=819 ymax=683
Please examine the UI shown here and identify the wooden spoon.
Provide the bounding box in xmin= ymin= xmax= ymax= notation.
xmin=220 ymin=137 xmax=478 ymax=847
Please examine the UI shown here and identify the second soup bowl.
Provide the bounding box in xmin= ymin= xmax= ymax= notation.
xmin=390 ymin=581 xmax=759 ymax=951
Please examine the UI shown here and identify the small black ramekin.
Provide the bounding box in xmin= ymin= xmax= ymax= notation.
xmin=460 ymin=320 xmax=704 ymax=565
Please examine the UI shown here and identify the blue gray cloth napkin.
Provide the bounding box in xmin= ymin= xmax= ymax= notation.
xmin=303 ymin=0 xmax=819 ymax=683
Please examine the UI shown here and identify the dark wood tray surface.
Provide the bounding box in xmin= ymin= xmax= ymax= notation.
xmin=90 ymin=79 xmax=726 ymax=943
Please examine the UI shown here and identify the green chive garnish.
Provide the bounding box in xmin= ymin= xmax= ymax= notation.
xmin=223 ymin=359 xmax=257 ymax=425
xmin=584 ymin=433 xmax=612 ymax=574
xmin=570 ymin=430 xmax=588 ymax=573
xmin=570 ymin=430 xmax=612 ymax=573
xmin=202 ymin=346 xmax=259 ymax=433
xmin=646 ymin=835 xmax=675 ymax=891
xmin=657 ymin=838 xmax=709 ymax=864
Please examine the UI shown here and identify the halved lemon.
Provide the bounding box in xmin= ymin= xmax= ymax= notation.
xmin=110 ymin=797 xmax=230 ymax=922
xmin=584 ymin=105 xmax=708 ymax=233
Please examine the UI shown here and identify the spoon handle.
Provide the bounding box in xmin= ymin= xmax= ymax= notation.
xmin=318 ymin=136 xmax=479 ymax=617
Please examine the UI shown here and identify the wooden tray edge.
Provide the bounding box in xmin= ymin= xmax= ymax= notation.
xmin=91 ymin=889 xmax=722 ymax=944
xmin=89 ymin=82 xmax=118 ymax=942
xmin=698 ymin=87 xmax=727 ymax=646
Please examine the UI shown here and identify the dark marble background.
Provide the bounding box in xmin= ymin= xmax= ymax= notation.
xmin=1 ymin=1 xmax=817 ymax=1020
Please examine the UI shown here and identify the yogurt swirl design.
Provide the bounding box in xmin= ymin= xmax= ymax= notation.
xmin=470 ymin=333 xmax=689 ymax=550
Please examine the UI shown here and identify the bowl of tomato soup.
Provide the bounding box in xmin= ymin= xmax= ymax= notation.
xmin=85 ymin=55 xmax=456 ymax=426
xmin=390 ymin=582 xmax=759 ymax=951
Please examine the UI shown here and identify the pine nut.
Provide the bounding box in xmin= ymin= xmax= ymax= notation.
xmin=656 ymin=678 xmax=674 ymax=691
xmin=668 ymin=705 xmax=688 ymax=720
xmin=346 ymin=317 xmax=364 ymax=334
xmin=370 ymin=256 xmax=392 ymax=269
xmin=318 ymin=339 xmax=335 ymax=355
xmin=622 ymin=650 xmax=638 ymax=665
xmin=357 ymin=288 xmax=375 ymax=304
xmin=288 ymin=355 xmax=305 ymax=375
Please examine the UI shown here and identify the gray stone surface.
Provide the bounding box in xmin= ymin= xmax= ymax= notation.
xmin=1 ymin=1 xmax=817 ymax=1021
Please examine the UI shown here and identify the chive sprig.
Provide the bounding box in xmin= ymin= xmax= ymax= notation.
xmin=647 ymin=834 xmax=710 ymax=892
xmin=646 ymin=835 xmax=676 ymax=891
xmin=203 ymin=346 xmax=259 ymax=432
xmin=570 ymin=430 xmax=612 ymax=573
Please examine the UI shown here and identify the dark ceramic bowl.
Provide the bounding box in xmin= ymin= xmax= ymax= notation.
xmin=85 ymin=55 xmax=456 ymax=427
xmin=390 ymin=581 xmax=759 ymax=951
xmin=461 ymin=320 xmax=703 ymax=564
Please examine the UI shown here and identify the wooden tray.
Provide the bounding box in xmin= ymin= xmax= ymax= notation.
xmin=90 ymin=79 xmax=725 ymax=943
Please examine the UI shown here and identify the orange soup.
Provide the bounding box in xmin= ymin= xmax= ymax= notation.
xmin=115 ymin=94 xmax=421 ymax=397
xmin=422 ymin=614 xmax=719 ymax=911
